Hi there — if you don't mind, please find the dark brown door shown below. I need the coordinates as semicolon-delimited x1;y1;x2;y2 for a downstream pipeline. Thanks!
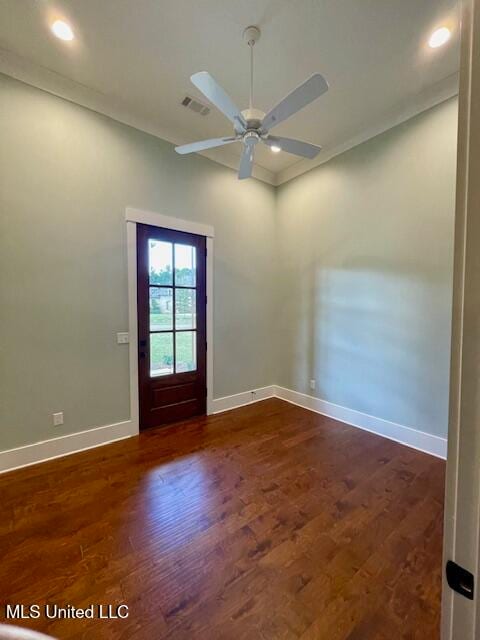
137;224;207;429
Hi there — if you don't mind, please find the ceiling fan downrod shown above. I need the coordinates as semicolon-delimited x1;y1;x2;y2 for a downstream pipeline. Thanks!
243;25;260;110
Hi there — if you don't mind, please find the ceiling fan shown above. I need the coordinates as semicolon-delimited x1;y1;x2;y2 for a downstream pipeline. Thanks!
175;26;329;179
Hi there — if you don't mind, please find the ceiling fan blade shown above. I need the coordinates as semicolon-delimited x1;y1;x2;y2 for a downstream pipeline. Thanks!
238;144;255;180
191;71;247;130
263;135;322;159
175;136;239;155
262;73;329;132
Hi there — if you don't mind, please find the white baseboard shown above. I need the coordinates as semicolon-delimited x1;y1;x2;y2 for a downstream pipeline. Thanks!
212;386;276;414
0;420;136;474
274;386;447;459
0;384;446;474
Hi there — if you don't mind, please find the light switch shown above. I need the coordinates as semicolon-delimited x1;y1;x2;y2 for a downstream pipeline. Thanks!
117;332;129;344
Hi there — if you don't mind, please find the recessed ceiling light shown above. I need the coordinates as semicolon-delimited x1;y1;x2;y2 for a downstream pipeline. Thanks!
428;27;451;49
270;145;281;153
51;20;75;41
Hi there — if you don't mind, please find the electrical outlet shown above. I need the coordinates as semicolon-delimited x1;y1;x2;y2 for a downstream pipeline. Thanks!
53;412;64;426
117;332;129;344
310;379;316;391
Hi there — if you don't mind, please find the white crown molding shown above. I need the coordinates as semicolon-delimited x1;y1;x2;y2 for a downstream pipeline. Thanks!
0;47;276;185
0;47;458;187
275;72;460;185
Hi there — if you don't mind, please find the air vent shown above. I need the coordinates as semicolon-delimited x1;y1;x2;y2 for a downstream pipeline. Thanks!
181;95;210;116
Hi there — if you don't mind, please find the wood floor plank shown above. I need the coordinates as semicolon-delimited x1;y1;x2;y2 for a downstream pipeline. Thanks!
0;398;444;639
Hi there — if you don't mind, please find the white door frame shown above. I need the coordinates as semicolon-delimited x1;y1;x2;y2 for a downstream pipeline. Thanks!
125;206;215;434
442;0;480;638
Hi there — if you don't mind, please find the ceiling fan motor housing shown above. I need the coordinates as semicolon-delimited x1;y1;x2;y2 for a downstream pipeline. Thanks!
236;108;265;135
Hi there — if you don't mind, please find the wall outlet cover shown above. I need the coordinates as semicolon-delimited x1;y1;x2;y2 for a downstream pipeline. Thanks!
117;332;129;344
53;412;64;426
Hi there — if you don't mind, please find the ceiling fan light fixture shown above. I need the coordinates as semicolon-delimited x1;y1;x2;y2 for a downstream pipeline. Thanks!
270;145;281;153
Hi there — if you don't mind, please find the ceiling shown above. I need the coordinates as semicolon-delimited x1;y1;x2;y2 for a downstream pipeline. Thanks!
0;0;460;184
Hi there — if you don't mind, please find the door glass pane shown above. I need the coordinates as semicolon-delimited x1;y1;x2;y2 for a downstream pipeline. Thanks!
175;244;196;286
150;332;174;377
175;288;196;330
175;331;197;373
150;287;173;331
149;240;173;285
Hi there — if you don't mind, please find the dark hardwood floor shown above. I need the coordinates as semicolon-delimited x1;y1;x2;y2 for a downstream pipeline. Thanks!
0;398;445;639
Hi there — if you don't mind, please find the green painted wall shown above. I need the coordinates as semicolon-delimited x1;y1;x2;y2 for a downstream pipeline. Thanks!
0;74;276;450
275;97;458;438
0;73;458;451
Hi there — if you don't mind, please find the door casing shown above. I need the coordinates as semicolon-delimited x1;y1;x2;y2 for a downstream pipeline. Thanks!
441;1;480;638
125;207;214;435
